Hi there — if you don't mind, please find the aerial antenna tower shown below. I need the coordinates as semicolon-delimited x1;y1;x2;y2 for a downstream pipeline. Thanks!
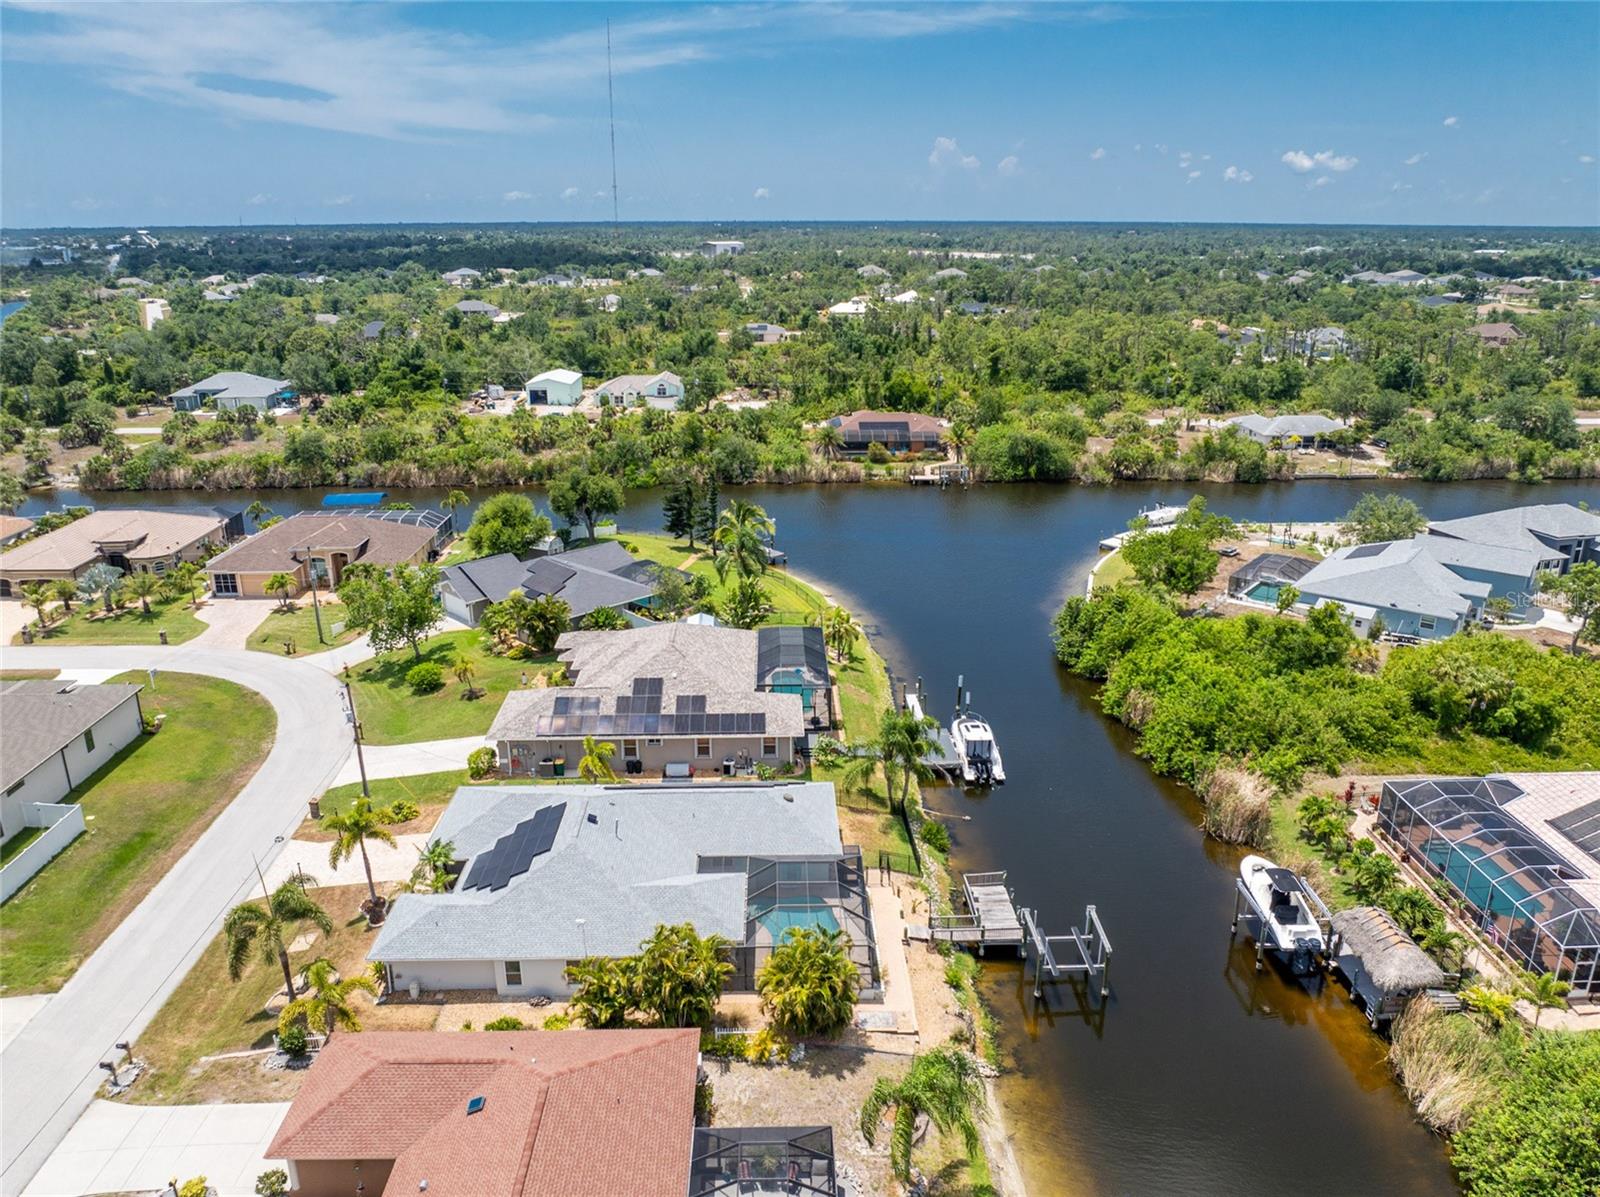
606;18;620;227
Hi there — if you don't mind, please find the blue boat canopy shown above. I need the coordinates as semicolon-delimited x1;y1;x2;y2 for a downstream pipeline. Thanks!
321;491;387;508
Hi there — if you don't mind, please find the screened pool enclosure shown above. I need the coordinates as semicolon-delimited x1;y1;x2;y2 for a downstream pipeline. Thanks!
1378;777;1600;995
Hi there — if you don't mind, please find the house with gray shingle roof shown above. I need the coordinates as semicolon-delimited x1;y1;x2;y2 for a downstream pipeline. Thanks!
1226;412;1348;447
369;781;877;999
437;541;669;628
1426;504;1600;574
2;681;144;841
1293;539;1493;639
168;371;295;413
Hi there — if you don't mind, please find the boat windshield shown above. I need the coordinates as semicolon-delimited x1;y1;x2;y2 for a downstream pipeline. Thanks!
1269;897;1314;928
967;739;992;760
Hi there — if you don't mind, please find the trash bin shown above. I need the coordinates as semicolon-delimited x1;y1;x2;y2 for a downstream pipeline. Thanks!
553;757;566;778
722;757;736;777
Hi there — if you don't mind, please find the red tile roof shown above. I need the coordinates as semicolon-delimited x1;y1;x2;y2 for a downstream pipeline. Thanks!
266;1029;698;1197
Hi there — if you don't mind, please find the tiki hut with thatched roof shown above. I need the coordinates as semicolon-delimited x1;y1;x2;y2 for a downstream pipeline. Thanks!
1332;905;1447;1026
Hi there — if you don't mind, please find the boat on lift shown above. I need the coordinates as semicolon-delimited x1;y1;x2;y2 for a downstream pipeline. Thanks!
948;676;1005;785
1238;854;1327;973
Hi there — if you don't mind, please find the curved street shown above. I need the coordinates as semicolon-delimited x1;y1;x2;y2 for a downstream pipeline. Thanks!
0;645;352;1197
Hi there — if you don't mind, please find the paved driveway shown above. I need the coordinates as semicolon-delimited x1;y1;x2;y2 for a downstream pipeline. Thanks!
21;1100;289;1197
191;598;279;649
0;645;350;1197
333;735;486;786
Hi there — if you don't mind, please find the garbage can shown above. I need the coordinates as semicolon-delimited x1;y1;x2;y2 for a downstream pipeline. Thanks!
722;757;736;777
553;757;566;778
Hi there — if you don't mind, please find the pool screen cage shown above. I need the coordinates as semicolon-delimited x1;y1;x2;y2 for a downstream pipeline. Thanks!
1225;552;1316;597
689;1126;836;1196
700;848;879;994
1378;778;1600;995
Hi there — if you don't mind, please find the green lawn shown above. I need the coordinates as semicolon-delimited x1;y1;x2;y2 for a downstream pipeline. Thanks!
345;629;554;744
13;595;206;646
318;769;474;820
0;671;276;994
245;600;361;657
611;531;827;625
0;669;59;680
1091;549;1133;592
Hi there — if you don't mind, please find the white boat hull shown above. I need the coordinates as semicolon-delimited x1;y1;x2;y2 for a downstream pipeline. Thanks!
1239;854;1326;959
950;716;1005;785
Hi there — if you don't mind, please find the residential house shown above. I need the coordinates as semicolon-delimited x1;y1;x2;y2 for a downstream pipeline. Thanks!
312;313;340;326
1;680;143;842
0;509;228;596
929;267;967;281
453;300;500;318
1293;539;1493;639
138;298;169;331
824;410;947;455
487;622;832;777
857;264;890;278
596;370;683;411
743;322;792;344
370;781;876;998
530;273;575;287
169;371;296;413
1469;322;1522;349
1419;294;1464;308
1426;503;1600;575
359;320;385;341
523;368;584;406
1225;413;1348;448
958;301;993;316
437;541;669;628
0;515;34;547
440;267;482;286
1285;326;1349;360
886;290;920;305
825;297;869;318
1496;283;1537;302
264;1029;840;1197
204;510;447;598
699;239;744;256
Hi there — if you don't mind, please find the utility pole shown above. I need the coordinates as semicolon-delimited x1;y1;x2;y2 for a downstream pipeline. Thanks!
297;547;327;643
606;18;620;227
342;679;370;799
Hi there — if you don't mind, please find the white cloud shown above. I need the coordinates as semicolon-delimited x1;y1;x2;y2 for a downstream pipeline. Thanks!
1178;150;1193;166
1132;143;1142;153
1443;115;1459;127
997;155;1020;177
1281;149;1358;173
1309;175;1332;189
1222;165;1253;183
246;193;270;205
1186;169;1202;180
1580;154;1597;165
928;135;979;170
1090;146;1106;160
502;190;533;202
1392;181;1413;192
753;186;770;199
325;194;354;206
561;186;580;200
1404;152;1427;166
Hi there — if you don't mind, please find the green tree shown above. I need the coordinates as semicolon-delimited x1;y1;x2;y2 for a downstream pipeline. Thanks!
756;926;858;1036
451;651;481;699
845;709;938;808
549;468;623;540
441;489;470;519
337;562;442;660
712;500;776;582
322;796;404;912
859;1046;986;1183
76;562;124;613
718;577;773;629
1274;584;1301;616
1518;970;1571;1028
523;592;572;651
1341;493;1426;544
582;604;630;630
20;582;54;626
277;956;378;1039
0;469;26;513
403;839;457;894
48;577;78;612
633;923;733;1028
578;734;617;782
822;606;859;662
810;422;843;460
661;473;697;545
564;956;637;1028
1538;561;1600;651
223;882;333;1001
465;492;551;557
264;572;295;611
244;500;272;527
124;571;162;615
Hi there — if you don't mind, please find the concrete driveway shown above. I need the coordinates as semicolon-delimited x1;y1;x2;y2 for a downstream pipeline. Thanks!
21;1100;288;1197
333;735;486;786
191;598;279;649
0;645;350;1197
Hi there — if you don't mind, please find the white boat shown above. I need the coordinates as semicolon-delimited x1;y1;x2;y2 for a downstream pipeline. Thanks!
1239;854;1327;968
950;712;1005;785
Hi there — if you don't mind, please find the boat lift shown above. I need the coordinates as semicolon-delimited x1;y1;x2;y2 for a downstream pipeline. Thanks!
1230;872;1336;973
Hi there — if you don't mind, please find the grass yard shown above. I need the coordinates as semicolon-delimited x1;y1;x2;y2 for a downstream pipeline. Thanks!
245;600;361;656
345;629;554;744
13;594;206;646
1;671;276;994
0;668;59;680
609;531;827;625
1091;549;1133;592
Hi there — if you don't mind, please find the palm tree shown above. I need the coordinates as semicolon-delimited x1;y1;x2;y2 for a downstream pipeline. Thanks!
77;562;124;613
223;882;333;1001
264;572;295;611
757;926;858;1036
846;709;939;807
1417;924;1469;974
1350;852;1399;904
712;500;776;582
946;423;973;464
452;652;481;699
1519;970;1571;1028
822;606;859;663
578;735;617;782
245;500;272;528
402;839;457;894
48;577;78;613
859;1045;986;1183
322;797;402;913
20;582;53;627
441;489;469;520
277;957;378;1039
124;571;162;615
810;423;843;461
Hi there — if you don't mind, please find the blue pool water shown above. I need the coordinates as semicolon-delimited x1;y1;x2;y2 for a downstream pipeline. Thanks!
1427;841;1535;917
1246;581;1282;603
754;900;841;941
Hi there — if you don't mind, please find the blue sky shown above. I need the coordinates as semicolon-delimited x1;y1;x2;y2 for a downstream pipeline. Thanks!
3;1;1596;228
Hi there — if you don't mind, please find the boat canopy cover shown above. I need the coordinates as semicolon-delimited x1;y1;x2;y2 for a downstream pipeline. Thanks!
322;491;387;507
1266;867;1304;894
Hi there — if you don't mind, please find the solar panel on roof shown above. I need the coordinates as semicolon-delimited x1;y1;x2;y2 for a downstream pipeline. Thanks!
459;803;567;892
1551;799;1600;866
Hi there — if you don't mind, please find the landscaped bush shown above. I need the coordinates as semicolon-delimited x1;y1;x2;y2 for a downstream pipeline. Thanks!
540;1012;572;1030
482;1015;525;1031
405;662;444;694
756;927;857;1037
255;1169;288;1197
276;1024;307;1058
467;746;497;778
919;819;951;854
386;799;420;823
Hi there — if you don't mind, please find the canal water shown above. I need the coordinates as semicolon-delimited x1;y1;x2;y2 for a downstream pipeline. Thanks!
25;477;1600;1193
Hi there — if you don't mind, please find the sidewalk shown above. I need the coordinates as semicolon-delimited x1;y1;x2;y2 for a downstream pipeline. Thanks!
332;736;486;786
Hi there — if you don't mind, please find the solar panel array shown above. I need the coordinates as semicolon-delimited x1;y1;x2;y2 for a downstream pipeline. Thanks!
534;711;768;736
1551;799;1600;867
1345;543;1389;559
460;803;567;892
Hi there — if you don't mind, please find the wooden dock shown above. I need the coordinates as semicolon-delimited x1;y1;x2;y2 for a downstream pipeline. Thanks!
929;872;1025;949
904;691;962;772
908;463;971;487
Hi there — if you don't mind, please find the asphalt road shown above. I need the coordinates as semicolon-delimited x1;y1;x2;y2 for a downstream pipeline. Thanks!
0;645;352;1196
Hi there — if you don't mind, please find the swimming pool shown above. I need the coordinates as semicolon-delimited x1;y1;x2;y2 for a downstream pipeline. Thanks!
752;899;841;941
1426;840;1535;918
1246;581;1283;603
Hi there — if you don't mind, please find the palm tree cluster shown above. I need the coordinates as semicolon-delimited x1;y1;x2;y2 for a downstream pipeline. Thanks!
860;1045;987;1183
223;881;333;1001
822;606;859;663
277;958;378;1039
563;922;733;1029
845;708;939;810
756;926;858;1036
